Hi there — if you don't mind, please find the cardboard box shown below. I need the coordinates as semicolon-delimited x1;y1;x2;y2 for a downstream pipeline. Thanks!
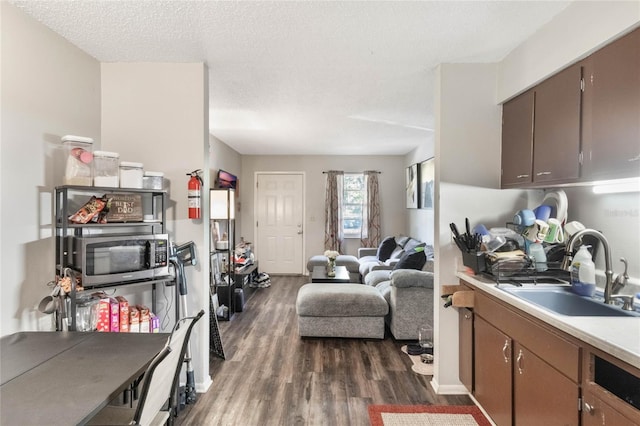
109;298;119;332
96;297;110;332
129;306;140;333
137;305;150;333
104;193;143;223
116;296;130;332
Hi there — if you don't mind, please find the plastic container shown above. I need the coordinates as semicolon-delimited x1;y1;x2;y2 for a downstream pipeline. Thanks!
119;161;143;188
62;135;94;186
142;171;164;190
570;245;596;297
92;151;120;187
527;242;548;272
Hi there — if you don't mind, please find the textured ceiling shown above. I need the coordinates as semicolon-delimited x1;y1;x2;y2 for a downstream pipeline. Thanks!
11;1;571;155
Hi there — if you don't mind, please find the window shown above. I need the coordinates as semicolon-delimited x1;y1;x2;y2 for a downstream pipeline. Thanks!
342;173;365;238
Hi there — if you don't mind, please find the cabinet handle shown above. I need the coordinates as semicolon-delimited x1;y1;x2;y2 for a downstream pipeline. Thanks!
536;171;552;176
464;313;471;319
502;340;510;363
516;174;529;179
516;349;524;374
583;402;594;414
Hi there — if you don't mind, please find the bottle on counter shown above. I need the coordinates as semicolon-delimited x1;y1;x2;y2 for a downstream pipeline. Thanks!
570;245;596;297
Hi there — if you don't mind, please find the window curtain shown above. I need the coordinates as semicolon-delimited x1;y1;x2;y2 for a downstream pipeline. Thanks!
360;171;381;247
324;171;344;252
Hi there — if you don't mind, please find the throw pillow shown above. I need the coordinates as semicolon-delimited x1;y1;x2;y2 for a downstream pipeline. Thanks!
393;246;427;270
376;236;396;262
404;239;426;253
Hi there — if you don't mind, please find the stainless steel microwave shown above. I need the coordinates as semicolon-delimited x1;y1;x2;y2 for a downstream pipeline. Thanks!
68;234;170;286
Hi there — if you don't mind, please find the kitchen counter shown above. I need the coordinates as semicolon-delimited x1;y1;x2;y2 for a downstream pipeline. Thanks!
457;272;640;369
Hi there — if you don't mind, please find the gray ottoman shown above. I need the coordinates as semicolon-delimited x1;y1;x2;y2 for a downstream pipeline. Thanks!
296;283;389;339
306;254;360;282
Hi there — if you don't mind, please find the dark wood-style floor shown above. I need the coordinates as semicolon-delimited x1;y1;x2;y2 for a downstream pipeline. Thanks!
176;275;473;425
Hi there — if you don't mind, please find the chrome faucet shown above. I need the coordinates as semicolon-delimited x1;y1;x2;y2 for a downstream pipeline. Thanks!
562;229;616;304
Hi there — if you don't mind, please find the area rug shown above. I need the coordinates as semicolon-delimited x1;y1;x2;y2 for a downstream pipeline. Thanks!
368;405;492;426
401;345;433;376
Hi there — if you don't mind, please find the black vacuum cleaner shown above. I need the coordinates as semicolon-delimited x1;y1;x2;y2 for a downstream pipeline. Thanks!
169;241;199;408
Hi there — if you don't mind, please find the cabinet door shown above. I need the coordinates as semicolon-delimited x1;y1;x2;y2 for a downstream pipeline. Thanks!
458;308;473;392
533;63;582;184
582;391;640;426
582;28;640;180
474;316;512;426
513;343;579;426
502;90;534;188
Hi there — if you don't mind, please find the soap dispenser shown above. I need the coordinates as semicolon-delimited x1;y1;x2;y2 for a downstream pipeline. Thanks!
570;245;596;297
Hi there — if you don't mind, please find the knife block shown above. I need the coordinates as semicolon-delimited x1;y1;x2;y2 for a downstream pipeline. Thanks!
462;251;486;274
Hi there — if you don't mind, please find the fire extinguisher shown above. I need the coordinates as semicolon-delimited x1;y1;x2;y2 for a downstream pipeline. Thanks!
187;169;203;219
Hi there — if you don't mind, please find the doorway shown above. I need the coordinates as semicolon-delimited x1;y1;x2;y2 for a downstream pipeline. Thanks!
254;172;305;274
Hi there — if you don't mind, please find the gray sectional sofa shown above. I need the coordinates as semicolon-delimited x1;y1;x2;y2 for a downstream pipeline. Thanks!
300;236;434;340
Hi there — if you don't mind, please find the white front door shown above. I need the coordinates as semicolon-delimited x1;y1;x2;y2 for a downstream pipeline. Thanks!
255;173;305;274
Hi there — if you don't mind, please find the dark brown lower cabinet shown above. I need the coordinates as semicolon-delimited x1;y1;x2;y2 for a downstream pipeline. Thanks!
472;290;580;425
582;391;638;426
463;280;640;425
513;342;579;426
474;316;512;426
458;308;473;392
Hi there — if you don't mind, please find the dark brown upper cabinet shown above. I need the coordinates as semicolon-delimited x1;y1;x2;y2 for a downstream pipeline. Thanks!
501;90;534;188
501;27;640;188
582;27;640;181
532;63;583;185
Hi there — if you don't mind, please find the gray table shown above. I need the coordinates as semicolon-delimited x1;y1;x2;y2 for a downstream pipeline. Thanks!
0;331;168;425
311;265;351;283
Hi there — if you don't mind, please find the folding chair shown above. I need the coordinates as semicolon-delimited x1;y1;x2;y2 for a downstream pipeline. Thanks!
88;310;204;426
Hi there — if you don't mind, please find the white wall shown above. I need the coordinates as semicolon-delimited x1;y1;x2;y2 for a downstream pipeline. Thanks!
101;62;212;392
240;155;405;271
432;63;539;394
0;3;101;335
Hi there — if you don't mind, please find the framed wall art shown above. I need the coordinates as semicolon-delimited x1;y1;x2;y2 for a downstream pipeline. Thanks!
419;158;434;209
406;163;418;209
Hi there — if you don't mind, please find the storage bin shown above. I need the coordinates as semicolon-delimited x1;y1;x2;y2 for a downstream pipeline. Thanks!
62;135;94;186
142;171;164;190
92;151;120;187
119;161;144;188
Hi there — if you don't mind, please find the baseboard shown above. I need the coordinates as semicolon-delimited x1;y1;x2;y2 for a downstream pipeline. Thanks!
429;377;469;395
195;375;213;394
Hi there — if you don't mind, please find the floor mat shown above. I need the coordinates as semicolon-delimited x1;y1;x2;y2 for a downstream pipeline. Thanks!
368;404;492;426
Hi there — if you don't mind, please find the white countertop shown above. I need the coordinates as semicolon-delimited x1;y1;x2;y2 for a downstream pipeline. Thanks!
457;272;640;369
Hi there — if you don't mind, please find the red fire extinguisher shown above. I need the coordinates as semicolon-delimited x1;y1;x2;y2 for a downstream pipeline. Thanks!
187;169;203;219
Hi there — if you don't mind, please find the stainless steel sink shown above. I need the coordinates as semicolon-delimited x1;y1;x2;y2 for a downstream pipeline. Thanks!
498;286;639;317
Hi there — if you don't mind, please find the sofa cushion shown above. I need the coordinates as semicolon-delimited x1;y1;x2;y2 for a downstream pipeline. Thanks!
389;246;404;260
390;269;434;288
364;269;393;287
296;283;388;317
376;236;397;262
393;247;427;270
396;236;410;248
375;280;392;302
